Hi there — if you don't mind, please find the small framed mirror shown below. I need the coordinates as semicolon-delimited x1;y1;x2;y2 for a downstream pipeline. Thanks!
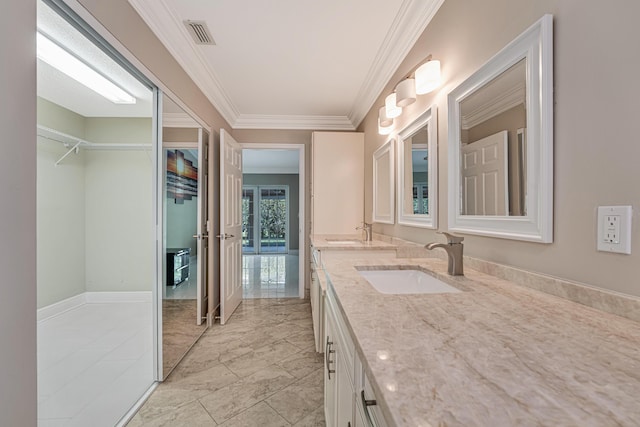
397;106;438;228
448;15;553;242
372;138;395;224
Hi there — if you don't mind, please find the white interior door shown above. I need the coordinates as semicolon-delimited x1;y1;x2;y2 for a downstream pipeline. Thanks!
195;129;210;325
219;129;243;325
461;130;508;215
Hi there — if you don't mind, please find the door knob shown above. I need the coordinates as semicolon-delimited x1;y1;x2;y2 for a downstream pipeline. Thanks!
215;233;235;240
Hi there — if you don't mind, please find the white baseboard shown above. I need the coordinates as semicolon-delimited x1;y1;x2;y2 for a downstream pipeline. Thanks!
85;291;152;304
38;291;153;322
37;293;86;322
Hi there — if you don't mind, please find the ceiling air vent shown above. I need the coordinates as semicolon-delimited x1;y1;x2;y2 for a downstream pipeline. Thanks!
183;20;216;45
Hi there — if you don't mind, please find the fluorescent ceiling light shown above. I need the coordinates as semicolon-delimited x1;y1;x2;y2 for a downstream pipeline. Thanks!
37;32;136;104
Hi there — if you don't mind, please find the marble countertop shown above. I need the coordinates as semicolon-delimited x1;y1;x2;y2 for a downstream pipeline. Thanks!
322;256;640;427
311;234;398;251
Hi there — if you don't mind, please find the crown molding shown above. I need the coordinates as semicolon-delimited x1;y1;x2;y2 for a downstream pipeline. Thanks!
461;83;525;130
233;114;355;131
162;112;200;128
129;0;443;131
348;0;445;128
128;0;240;125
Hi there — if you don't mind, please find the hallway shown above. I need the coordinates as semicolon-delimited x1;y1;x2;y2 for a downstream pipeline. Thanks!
128;298;325;426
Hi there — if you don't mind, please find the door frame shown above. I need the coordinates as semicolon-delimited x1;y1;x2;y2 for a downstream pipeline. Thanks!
241;143;306;299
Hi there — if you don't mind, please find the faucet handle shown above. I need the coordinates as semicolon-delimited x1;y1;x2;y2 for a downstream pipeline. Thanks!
438;231;464;244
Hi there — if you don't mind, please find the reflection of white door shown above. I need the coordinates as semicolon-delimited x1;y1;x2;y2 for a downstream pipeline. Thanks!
461;130;508;215
219;130;243;325
195;129;209;326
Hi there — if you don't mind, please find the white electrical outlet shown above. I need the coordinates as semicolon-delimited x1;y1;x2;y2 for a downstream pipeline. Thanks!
597;206;632;254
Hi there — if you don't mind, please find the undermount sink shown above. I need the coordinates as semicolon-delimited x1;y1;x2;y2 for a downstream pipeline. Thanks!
357;268;462;294
325;239;362;245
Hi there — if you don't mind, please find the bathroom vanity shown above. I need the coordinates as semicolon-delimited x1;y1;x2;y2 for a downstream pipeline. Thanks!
320;255;640;426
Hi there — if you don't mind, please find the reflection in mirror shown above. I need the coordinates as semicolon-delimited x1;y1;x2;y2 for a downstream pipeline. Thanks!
448;14;553;242
397;106;437;228
372;139;394;224
162;96;208;379
459;59;526;216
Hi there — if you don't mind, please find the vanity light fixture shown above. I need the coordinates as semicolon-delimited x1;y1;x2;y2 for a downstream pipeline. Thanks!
37;31;137;104
385;93;402;119
415;59;441;95
395;77;416;107
377;56;442;135
378;118;394;135
378;106;393;127
378;106;394;134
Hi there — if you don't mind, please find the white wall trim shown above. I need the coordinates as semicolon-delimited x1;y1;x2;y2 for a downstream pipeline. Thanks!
37;292;153;323
37;293;86;322
163;112;200;128
461;83;525;130
348;0;446;128
127;0;445;130
233;114;355;131
128;0;240;126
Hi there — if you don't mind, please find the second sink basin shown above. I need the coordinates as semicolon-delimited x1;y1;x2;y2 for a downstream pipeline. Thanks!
357;268;462;294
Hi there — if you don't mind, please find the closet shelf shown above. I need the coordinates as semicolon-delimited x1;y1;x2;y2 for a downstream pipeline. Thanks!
37;125;152;166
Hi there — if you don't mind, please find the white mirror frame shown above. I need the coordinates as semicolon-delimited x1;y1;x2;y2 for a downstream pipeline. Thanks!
397;106;438;228
372;138;395;224
448;14;553;242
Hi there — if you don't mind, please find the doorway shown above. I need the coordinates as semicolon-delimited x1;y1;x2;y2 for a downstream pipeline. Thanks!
240;145;305;299
243;185;290;254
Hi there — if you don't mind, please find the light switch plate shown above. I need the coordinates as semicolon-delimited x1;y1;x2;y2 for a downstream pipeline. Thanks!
597;206;632;254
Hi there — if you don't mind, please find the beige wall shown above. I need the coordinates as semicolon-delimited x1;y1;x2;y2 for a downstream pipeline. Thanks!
1;0;37;424
361;0;640;296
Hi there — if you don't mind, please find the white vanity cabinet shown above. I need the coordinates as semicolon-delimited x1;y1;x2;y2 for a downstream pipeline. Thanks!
310;243;396;355
310;245;325;353
324;284;388;427
311;132;364;235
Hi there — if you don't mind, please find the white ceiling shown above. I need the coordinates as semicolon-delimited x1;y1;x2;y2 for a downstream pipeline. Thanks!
128;0;444;130
36;1;153;118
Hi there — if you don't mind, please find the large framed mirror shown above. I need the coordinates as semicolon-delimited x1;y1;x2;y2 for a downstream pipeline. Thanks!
397;105;438;228
372;138;395;224
447;14;553;242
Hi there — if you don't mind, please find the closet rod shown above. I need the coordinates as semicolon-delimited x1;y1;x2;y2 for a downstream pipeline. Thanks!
36;125;152;166
56;140;83;166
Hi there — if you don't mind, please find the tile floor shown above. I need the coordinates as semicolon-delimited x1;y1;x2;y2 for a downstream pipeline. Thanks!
38;301;154;427
162;299;207;378
128;298;325;426
242;254;300;299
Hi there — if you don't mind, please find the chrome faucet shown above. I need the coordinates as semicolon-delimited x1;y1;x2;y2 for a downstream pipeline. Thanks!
425;232;464;276
356;222;373;242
